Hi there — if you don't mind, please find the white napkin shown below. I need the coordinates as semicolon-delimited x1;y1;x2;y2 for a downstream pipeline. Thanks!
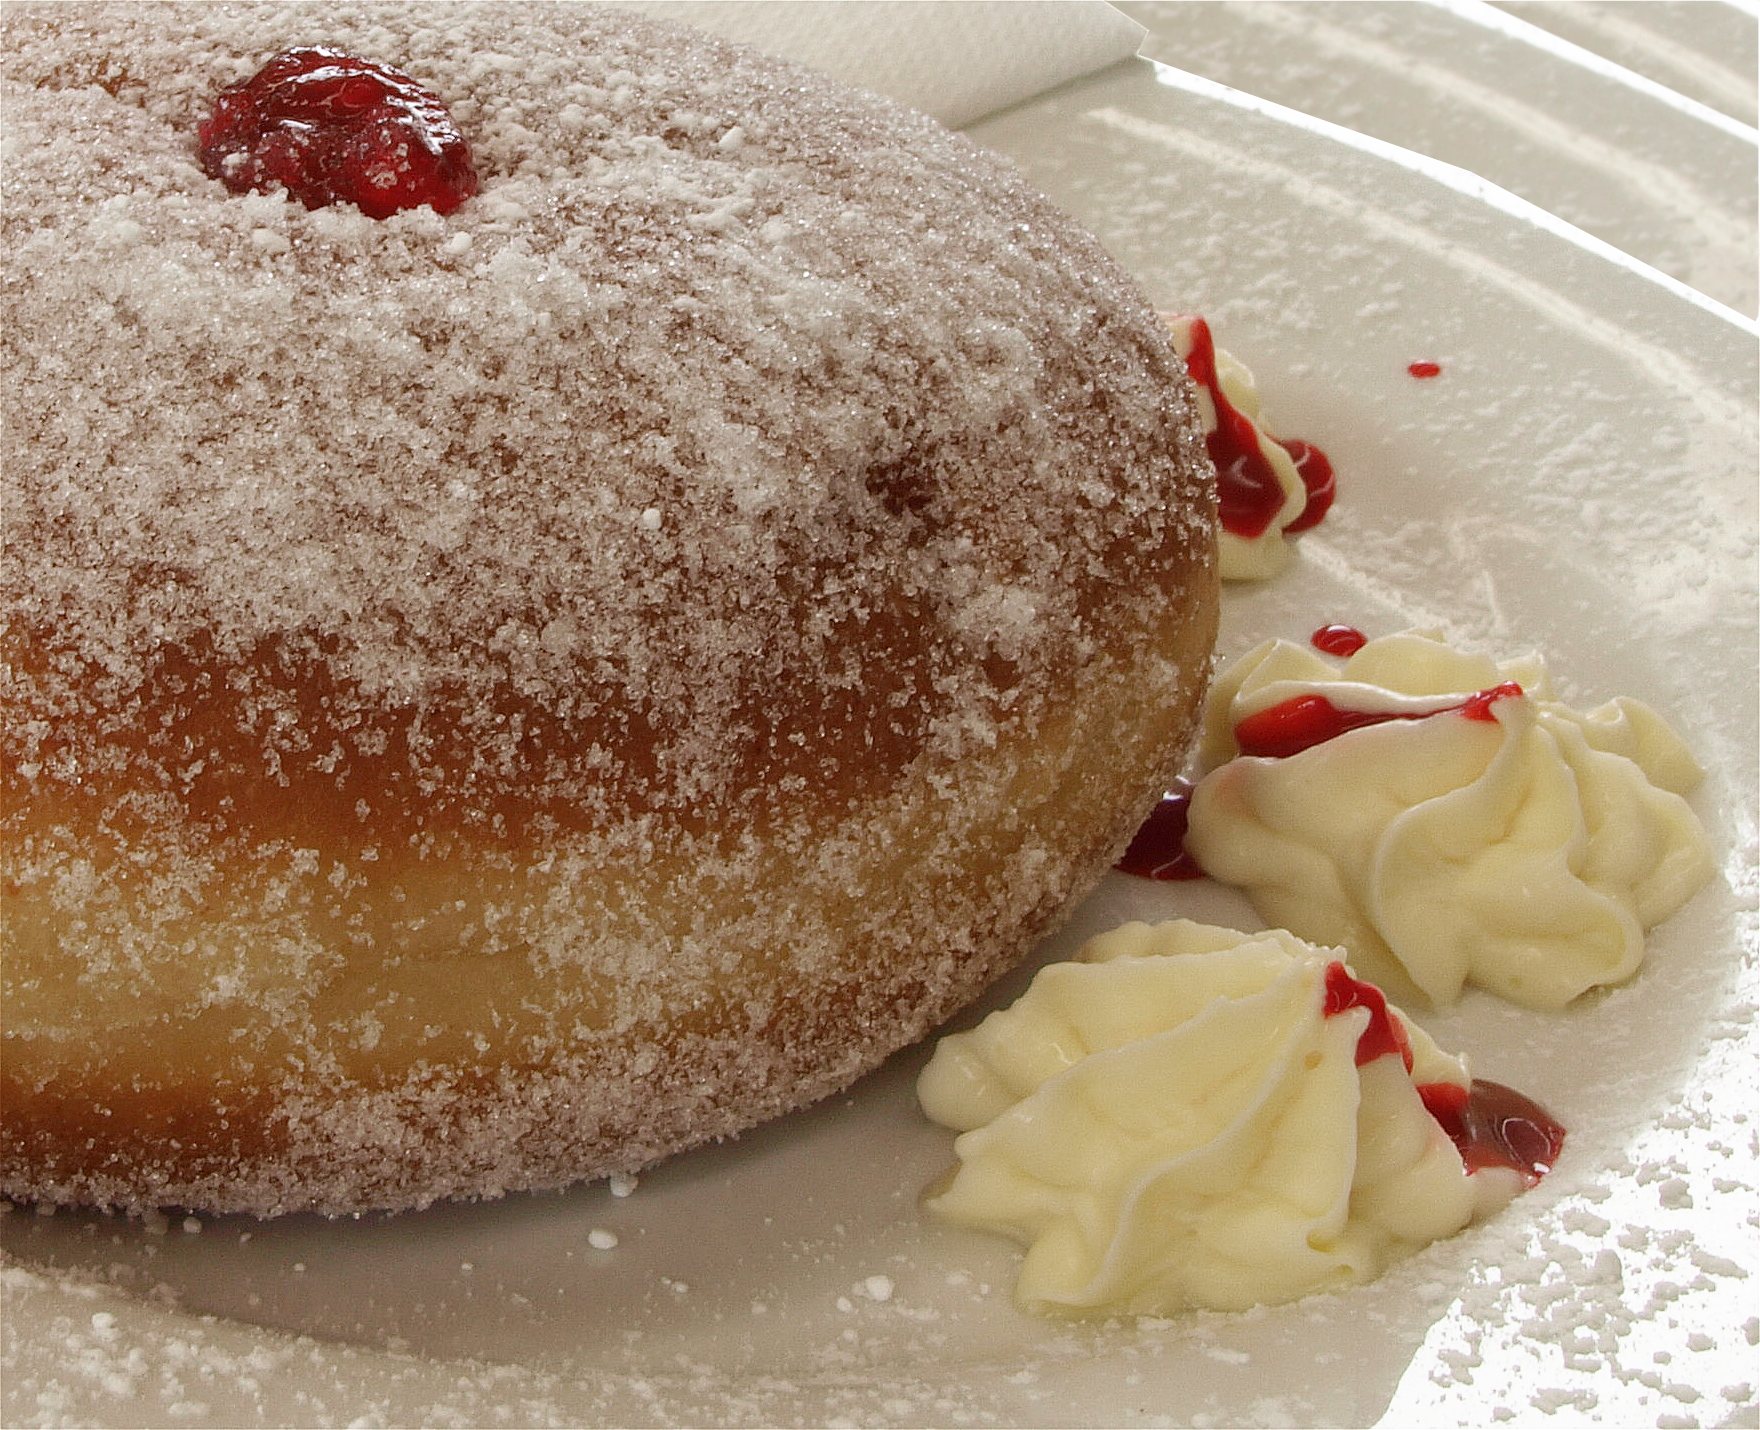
615;1;1146;128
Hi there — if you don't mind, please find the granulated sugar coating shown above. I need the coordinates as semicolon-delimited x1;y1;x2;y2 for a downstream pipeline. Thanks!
0;4;1219;1216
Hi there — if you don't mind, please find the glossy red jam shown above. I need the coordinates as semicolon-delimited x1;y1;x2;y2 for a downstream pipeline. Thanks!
1310;624;1368;657
1114;779;1202;880
1232;682;1524;760
1322;960;1413;1069
1419;1079;1566;1184
1280;440;1336;533
1174;316;1336;539
199;47;478;219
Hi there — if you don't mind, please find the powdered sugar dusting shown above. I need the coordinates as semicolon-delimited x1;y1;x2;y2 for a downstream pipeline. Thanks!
4;5;1205;737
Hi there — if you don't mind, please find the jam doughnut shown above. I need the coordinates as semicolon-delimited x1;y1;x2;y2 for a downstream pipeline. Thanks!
0;3;1218;1215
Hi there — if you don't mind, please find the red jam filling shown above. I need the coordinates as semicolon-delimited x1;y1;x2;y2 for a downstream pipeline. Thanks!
1321;960;1413;1069
1232;681;1524;760
1174;315;1335;539
1114;779;1202;881
1310;623;1368;657
1419;1079;1566;1184
199;47;479;219
1407;360;1444;379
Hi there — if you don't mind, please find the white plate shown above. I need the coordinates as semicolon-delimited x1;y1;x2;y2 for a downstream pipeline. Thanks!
1494;0;1760;128
1121;0;1760;317
4;56;1757;1429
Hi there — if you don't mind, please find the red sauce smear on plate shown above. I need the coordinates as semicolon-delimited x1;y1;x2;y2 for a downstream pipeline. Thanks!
1114;779;1202;881
1175;315;1336;538
1280;440;1336;532
1407;360;1444;379
1232;681;1524;760
1419;1079;1566;1184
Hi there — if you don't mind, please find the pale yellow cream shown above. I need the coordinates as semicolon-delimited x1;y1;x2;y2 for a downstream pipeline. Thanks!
918;919;1518;1316
1187;631;1713;1009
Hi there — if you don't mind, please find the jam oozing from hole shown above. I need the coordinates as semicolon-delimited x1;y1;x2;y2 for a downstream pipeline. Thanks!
1407;360;1444;379
1322;961;1413;1069
198;47;479;219
1419;1079;1566;1184
1175;316;1337;539
1115;779;1202;880
1310;623;1368;657
1233;681;1524;760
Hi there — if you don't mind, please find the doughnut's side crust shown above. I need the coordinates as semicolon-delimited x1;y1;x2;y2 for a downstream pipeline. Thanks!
1;589;1215;1216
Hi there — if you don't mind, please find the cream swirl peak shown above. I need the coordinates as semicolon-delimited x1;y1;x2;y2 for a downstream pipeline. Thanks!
1186;631;1713;1008
917;920;1550;1316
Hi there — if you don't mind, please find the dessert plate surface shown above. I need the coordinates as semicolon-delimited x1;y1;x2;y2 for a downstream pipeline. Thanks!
4;57;1756;1429
1121;0;1759;316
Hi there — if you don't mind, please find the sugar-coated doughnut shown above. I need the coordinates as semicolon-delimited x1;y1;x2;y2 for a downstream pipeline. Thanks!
0;3;1218;1216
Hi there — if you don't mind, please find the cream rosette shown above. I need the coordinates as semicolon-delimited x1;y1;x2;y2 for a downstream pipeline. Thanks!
1187;632;1713;1009
1161;315;1308;583
918;920;1515;1316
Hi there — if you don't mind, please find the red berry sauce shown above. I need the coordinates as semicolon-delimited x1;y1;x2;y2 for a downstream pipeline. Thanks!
1232;681;1524;760
1310;623;1368;658
199;48;478;219
1328;968;1568;1185
1280;440;1336;533
1419;1079;1566;1184
1174;315;1336;539
1115;779;1202;881
1322;960;1413;1069
1407;360;1444;380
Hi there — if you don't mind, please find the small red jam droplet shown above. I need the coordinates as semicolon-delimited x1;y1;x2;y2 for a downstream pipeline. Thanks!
199;47;478;219
1419;1079;1566;1184
1115;779;1203;880
1407;360;1444;379
1310;623;1368;657
1174;316;1336;540
1233;682;1524;760
1322;961;1413;1069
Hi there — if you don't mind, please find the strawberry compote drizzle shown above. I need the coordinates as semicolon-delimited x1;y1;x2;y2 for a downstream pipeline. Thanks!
199;47;478;219
1322;961;1413;1069
1233;681;1524;760
1280;440;1336;532
1310;623;1368;657
1328;970;1567;1184
1418;1079;1566;1184
1175;315;1335;538
1115;779;1202;880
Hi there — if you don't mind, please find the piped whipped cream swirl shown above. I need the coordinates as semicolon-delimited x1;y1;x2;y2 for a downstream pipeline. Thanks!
1186;631;1713;1009
1163;315;1326;582
918;919;1522;1316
